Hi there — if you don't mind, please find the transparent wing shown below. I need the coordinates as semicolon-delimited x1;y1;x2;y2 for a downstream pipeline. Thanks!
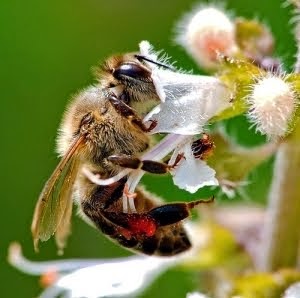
31;135;84;251
55;187;73;255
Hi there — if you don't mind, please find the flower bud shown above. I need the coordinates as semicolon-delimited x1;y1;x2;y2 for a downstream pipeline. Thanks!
247;75;297;139
176;6;238;70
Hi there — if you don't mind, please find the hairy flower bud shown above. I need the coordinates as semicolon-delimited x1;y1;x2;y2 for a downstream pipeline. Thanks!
176;6;238;70
247;75;297;139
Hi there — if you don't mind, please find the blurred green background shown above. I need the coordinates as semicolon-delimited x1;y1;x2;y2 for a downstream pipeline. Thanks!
0;0;296;297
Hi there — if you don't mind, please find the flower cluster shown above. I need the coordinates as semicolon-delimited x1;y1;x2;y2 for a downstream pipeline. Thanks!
10;2;300;298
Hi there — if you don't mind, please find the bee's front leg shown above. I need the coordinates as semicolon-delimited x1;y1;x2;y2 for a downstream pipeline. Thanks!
107;153;184;174
108;94;156;132
191;133;214;159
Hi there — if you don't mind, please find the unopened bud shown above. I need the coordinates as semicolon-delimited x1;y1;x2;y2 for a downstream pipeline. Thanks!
248;75;297;139
176;6;238;70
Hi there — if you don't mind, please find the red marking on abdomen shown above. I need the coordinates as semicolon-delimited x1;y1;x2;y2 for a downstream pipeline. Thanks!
127;215;157;237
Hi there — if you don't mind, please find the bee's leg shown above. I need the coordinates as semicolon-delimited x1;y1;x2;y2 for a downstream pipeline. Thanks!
108;94;156;132
83;177;127;212
191;133;214;159
107;153;184;174
81;181;139;241
148;197;215;227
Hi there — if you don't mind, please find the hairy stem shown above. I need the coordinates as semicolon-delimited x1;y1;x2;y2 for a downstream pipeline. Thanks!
259;124;300;270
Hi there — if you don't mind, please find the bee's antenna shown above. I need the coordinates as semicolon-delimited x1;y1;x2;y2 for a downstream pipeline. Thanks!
134;54;175;71
187;196;215;209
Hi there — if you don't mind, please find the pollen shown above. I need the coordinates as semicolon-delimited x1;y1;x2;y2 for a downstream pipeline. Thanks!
176;7;237;70
248;75;296;138
128;215;157;237
40;269;59;288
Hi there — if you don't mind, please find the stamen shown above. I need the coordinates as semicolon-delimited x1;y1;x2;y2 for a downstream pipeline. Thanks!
40;270;59;288
124;184;137;199
82;168;132;186
143;134;188;160
122;194;128;213
123;184;137;213
128;197;137;213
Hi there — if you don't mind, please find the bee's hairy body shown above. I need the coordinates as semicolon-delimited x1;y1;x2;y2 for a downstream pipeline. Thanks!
57;86;150;175
59;86;191;255
32;54;193;256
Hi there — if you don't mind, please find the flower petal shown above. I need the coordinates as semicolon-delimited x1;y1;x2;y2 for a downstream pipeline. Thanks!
144;69;231;135
170;140;218;193
47;256;175;298
283;282;300;298
8;242;182;298
186;292;210;298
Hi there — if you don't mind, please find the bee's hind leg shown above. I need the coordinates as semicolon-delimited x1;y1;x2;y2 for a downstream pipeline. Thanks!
148;197;215;227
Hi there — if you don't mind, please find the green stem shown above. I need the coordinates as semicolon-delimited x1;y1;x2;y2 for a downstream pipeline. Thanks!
259;124;300;270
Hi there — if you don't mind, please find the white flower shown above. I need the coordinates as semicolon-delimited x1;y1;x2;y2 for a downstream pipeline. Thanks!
9;235;207;298
283;282;300;298
48;257;171;298
186;292;210;298
144;68;231;135
9;222;209;297
169;138;218;193
247;74;297;139
140;41;231;136
8;243;177;298
175;6;238;70
141;41;228;193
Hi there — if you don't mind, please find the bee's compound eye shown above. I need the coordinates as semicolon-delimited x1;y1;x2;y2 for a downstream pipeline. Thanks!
113;63;150;80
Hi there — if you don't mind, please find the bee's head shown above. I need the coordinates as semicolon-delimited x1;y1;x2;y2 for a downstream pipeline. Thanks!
95;54;160;114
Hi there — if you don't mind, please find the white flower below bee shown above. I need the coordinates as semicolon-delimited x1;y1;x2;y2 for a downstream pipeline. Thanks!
8;243;177;298
49;257;173;298
175;6;238;70
247;75;297;139
186;292;210;298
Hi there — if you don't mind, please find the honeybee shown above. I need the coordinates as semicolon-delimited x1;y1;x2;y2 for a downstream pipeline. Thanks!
31;53;213;256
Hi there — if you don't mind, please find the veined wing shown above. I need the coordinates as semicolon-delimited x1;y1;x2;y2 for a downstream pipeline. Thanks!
55;182;74;255
31;135;84;252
